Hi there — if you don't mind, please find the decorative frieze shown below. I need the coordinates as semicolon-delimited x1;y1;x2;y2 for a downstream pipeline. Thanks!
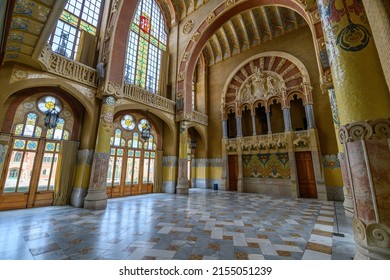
293;131;310;149
123;84;175;114
78;149;94;165
163;156;178;167
38;44;97;88
193;158;223;167
182;19;195;34
191;110;208;126
339;119;390;144
322;154;340;169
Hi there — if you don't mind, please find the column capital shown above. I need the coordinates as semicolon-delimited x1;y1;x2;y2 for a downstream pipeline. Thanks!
97;80;122;99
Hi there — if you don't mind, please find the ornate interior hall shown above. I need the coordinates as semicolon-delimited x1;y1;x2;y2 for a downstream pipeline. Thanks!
0;0;389;260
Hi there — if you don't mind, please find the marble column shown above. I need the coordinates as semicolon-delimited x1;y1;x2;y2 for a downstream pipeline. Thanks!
304;104;316;129
83;96;116;210
176;121;189;194
236;116;243;137
319;0;390;260
266;111;272;134
251;114;257;136
283;108;292;132
222;119;228;139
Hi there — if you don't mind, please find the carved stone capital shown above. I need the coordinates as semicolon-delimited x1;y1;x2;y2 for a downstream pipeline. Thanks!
353;217;390;259
98;80;123;98
339;119;390;144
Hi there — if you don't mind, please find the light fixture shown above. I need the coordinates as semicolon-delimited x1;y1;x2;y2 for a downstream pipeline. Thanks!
190;139;197;149
141;122;151;141
44;109;59;129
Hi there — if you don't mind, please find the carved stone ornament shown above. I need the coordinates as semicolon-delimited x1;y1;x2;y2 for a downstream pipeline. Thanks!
226;0;237;7
182;52;190;61
353;217;390;259
191;32;201;42
338;119;390;144
239;67;285;103
206;13;216;24
183;19;195;34
293;132;310;148
14;69;27;80
178;72;185;81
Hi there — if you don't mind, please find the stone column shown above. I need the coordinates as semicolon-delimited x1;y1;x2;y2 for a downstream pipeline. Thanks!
251;113;257;136
83;96;116;210
283;108;292;132
266;111;272;134
319;0;390;260
176;121;189;194
304;104;316;129
236;116;243;137
222;119;228;139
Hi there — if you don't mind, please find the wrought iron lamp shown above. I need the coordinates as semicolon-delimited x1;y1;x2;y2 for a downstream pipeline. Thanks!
44;109;59;129
141;122;151;141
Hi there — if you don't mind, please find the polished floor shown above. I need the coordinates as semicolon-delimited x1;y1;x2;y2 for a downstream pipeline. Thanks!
0;189;355;260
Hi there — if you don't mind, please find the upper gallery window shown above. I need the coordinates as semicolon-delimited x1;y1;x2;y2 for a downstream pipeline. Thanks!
48;0;104;60
124;0;167;94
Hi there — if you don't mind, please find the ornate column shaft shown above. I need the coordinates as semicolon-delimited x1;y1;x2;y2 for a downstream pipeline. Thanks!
304;104;316;129
236;116;243;137
222;119;228;139
283;108;292;132
176;121;189;194
83;96;116;210
319;0;390;259
266;111;272;134
251;114;257;136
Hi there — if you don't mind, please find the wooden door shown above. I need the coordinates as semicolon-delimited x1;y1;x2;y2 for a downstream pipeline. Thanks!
228;155;238;192
295;152;317;198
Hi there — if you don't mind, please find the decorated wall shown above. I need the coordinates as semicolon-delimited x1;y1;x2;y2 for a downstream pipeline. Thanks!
242;153;290;179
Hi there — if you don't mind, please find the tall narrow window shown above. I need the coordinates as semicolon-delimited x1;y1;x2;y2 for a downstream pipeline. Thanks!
124;0;167;94
48;0;104;60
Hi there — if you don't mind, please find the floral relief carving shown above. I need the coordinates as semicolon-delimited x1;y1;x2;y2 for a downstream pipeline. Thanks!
191;32;201;42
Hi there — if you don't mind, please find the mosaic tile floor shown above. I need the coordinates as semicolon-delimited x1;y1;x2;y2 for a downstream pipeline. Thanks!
0;189;355;260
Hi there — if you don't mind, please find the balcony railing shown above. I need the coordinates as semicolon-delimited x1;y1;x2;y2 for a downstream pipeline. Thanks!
38;44;97;88
191;110;208;126
123;84;176;114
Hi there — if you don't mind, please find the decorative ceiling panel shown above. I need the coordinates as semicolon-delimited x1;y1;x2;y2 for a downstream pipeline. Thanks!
3;0;55;64
203;6;307;66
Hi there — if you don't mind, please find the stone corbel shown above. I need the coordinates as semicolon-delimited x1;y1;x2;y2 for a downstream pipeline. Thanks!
98;80;123;99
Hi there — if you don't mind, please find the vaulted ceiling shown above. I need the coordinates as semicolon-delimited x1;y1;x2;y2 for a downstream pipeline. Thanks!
171;0;209;21
202;6;308;66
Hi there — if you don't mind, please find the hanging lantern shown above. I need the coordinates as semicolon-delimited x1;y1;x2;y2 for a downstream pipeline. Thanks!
190;139;197;149
141;122;151;141
44;109;59;129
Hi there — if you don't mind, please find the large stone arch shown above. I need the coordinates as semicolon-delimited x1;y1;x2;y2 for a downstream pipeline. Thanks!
176;0;321;114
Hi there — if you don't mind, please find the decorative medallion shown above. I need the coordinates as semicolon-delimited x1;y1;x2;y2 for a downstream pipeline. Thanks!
121;114;136;131
182;19;195;34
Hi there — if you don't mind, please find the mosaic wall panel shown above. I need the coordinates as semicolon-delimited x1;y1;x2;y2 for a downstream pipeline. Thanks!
242;153;290;179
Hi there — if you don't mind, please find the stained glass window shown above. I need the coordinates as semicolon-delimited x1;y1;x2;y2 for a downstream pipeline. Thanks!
124;0;167;94
49;0;103;60
38;96;62;114
121;115;136;131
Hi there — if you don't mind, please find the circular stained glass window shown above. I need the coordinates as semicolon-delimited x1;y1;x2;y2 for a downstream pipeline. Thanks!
121;114;136;131
138;119;150;132
37;96;62;113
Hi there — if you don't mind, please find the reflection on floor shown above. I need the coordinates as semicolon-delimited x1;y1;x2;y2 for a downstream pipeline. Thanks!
0;189;355;260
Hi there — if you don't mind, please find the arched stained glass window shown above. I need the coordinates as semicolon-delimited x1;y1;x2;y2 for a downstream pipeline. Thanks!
124;0;167;94
48;0;104;60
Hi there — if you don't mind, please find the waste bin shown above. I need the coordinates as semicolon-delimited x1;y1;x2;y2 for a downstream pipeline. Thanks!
213;183;218;190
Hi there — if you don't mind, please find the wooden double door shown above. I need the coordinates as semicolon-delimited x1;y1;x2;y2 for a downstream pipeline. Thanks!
295;151;317;199
106;146;155;198
0;137;61;210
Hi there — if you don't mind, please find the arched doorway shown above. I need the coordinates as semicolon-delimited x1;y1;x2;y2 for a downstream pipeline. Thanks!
106;112;158;198
0;93;79;210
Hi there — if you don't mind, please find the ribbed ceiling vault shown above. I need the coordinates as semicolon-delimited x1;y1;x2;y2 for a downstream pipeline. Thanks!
202;6;307;66
170;0;209;22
